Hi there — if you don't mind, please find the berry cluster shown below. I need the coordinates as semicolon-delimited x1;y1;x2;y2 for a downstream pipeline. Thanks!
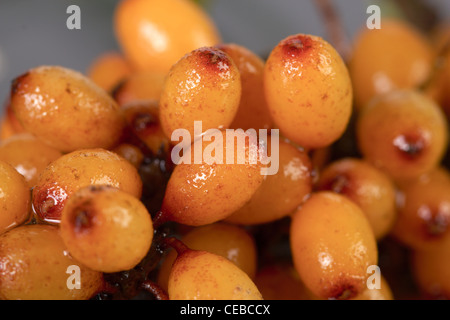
0;0;449;301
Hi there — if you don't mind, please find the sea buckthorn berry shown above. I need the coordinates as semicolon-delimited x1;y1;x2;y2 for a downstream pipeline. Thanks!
226;138;312;225
87;51;133;92
0;103;25;141
166;238;262;300
215;43;273;131
0;224;104;300
412;239;450;299
159;47;241;140
5;102;25;133
264;34;352;149
159;130;265;226
349;19;433;109
290;192;378;300
32;148;142;224
0;117;14;141
356;90;448;181
114;0;221;74
112;143;145;169
0;133;62;189
316;158;397;240
350;275;394;300
121;100;169;154
112;71;166;106
392;167;450;251
0;160;30;234
10;65;125;153
254;264;312;300
308;274;394;300
60;185;153;273
157;222;257;292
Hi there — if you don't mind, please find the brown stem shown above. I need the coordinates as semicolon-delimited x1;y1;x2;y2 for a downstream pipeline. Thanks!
313;0;351;62
141;280;169;300
152;210;170;230
163;236;190;255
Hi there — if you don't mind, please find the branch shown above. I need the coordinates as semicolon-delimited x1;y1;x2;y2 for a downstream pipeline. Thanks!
313;0;352;62
141;280;170;300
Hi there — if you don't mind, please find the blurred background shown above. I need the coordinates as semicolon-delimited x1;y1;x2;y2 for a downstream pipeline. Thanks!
0;0;449;109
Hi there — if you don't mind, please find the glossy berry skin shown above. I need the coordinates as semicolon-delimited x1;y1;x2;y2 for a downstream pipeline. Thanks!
112;143;145;169
168;247;263;300
10;66;125;153
32;148;142;224
0;117;15;141
356;90;448;182
0;103;25;141
157;222;257;292
215;43;273;131
290;192;378;300
87;51;133;92
0;224;104;300
0;133;62;189
160;130;265;226
159;47;241;140
316;158;397;240
351;276;394;300
307;274;394;300
60;185;153;273
0;160;30;235
114;0;221;74
226;138;312;225
349;19;433;109
112;71;166;107
264;34;353;149
254;264;312;300
392;167;450;251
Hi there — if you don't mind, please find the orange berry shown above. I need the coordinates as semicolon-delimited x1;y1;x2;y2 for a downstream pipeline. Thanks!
264;34;352;149
349;19;433;109
159;47;241;140
216;43;273;131
87;51;133;92
114;0;221;74
290;192;378;299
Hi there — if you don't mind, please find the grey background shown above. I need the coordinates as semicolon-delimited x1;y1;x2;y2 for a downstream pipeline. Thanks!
0;0;449;111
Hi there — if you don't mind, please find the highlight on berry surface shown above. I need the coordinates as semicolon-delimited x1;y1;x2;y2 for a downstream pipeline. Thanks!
169;121;279;176
1;0;450;303
264;33;353;150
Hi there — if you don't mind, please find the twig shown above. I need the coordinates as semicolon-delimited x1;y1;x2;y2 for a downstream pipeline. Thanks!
313;0;352;62
141;280;169;300
152;210;170;229
162;236;190;255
